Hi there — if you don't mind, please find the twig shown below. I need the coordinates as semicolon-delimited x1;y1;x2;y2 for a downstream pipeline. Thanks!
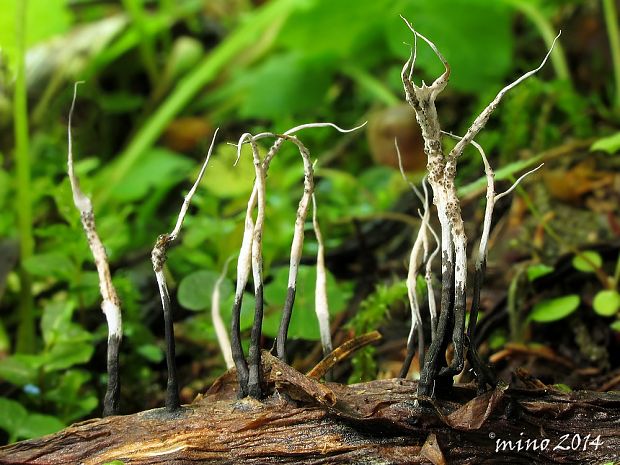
306;331;382;380
151;128;219;411
67;82;122;416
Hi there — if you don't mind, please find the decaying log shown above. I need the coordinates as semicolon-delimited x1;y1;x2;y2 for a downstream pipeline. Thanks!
1;352;618;465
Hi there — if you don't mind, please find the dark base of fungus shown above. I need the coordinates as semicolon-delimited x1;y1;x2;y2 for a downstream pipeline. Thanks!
102;335;121;417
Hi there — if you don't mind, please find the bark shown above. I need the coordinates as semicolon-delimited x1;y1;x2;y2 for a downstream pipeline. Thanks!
1;352;618;465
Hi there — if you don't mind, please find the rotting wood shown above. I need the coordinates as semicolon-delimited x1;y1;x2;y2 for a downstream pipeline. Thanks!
1;352;618;465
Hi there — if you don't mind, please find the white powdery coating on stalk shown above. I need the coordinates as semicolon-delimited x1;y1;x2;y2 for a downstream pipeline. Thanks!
453;238;467;299
235;203;255;297
312;194;332;355
441;131;543;268
154;270;169;313
246;138;266;291
284;136;314;290
435;200;452;271
102;300;122;339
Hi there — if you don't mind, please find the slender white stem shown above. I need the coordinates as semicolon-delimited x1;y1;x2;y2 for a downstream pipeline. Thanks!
150;127;219;411
449;32;561;160
312;194;333;357
495;164;544;201
253;121;367;140
212;256;235;369
169;129;219;241
274;134;315;359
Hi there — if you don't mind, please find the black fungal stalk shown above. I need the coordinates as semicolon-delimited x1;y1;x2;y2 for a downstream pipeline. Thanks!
151;129;219;411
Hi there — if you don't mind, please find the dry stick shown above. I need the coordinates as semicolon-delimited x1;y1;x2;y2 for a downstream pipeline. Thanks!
400;18;455;397
440;34;559;380
306;331;381;380
69;85;122;415
67;82;122;417
151;128;219;411
311;193;333;358
212;256;235;370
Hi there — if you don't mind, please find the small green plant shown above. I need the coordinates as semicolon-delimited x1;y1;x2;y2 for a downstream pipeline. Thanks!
0;397;64;443
526;251;620;324
347;281;408;382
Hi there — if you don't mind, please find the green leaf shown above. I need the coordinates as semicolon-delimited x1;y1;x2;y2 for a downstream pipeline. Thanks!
137;343;164;363
23;252;76;281
41;301;75;347
0;397;28;439
387;0;513;92
177;269;233;311
0;355;41;386
0;319;10;353
16;413;64;440
163;36;204;84
526;263;554;281
552;383;572;393
202;144;255;199
610;320;620;332
529;295;580;323
276;0;397;58
99;92;145;114
262;265;349;340
572;251;603;273
44;370;98;423
0;0;73;73
591;132;620;154
110;148;194;201
488;330;507;350
593;290;620;317
43;342;94;372
236;52;335;119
